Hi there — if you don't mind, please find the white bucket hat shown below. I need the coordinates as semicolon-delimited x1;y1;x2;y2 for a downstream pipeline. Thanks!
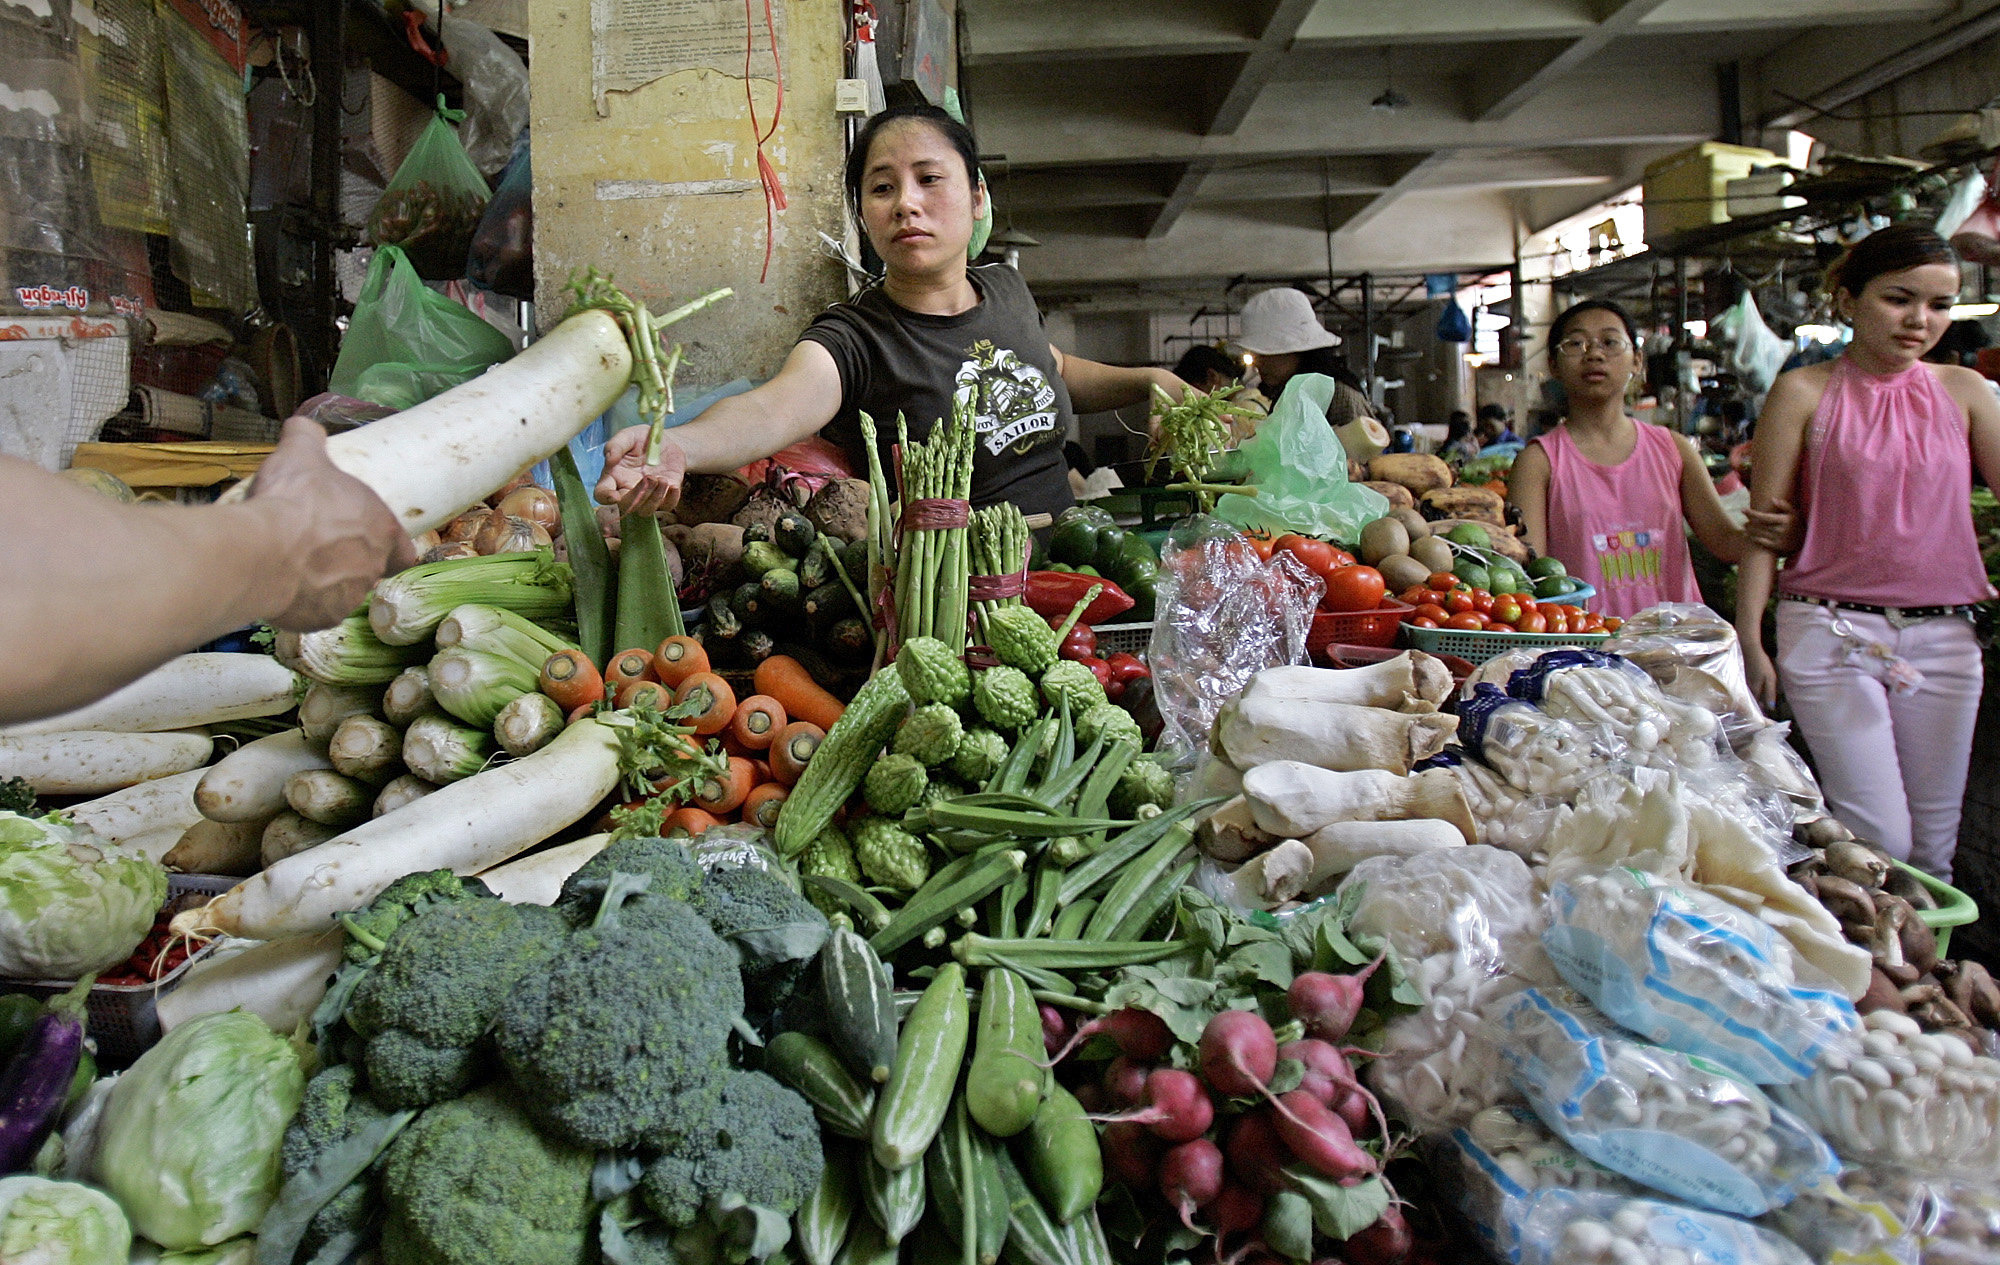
1233;287;1340;355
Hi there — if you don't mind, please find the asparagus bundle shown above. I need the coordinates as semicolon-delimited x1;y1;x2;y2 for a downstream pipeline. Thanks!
858;411;898;667
892;405;977;653
969;503;1030;648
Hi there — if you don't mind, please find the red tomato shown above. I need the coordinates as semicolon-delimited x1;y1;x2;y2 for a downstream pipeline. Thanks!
1444;612;1485;631
1427;572;1460;593
1577;613;1605;633
1247;533;1277;563
1413;603;1449;624
1516;596;1539;614
1327;549;1357;569
1603;617;1624;633
1493;597;1523;626
1275;535;1334;575
1545;610;1570;634
1322;565;1387;613
1470;591;1495;615
1399;586;1429;605
1410;616;1440;629
1444;590;1476;615
1376;596;1400;610
1516;609;1548;633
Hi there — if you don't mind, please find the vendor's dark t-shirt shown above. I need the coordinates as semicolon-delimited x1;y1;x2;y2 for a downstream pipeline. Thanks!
801;264;1076;522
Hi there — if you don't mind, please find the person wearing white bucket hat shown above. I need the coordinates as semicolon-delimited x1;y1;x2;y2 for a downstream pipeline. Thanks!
1232;287;1376;429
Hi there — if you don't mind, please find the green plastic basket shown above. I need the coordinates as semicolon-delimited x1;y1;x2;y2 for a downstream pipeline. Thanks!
1895;859;1978;957
1398;621;1610;667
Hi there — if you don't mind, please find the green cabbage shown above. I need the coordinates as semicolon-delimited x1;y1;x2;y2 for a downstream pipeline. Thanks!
92;1013;304;1250
0;1175;131;1265
0;811;165;979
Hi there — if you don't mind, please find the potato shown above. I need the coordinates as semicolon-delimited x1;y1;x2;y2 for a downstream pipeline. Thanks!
1366;453;1453;496
683;521;746;577
674;472;751;526
1362;480;1415;510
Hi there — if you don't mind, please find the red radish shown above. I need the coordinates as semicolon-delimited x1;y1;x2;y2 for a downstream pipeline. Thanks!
1072;1082;1108;1114
1339;1205;1413;1264
1208;1184;1265;1238
1224;1111;1292;1195
1200;1009;1278;1099
1101;1120;1164;1188
1288;955;1384;1043
1158;1138;1225;1231
1278;1038;1356;1104
1044;1006;1173;1065
1040;1003;1072;1057
1088;1068;1214;1143
1334;1088;1372;1137
1104;1055;1152;1107
1273;1089;1377;1181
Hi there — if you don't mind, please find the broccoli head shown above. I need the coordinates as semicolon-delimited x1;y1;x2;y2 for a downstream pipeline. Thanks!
341;869;490;964
278;1064;397;1262
556;836;705;927
380;1081;596;1265
497;886;742;1150
345;899;570;1108
689;863;829;1016
641;1069;824;1229
0;777;34;815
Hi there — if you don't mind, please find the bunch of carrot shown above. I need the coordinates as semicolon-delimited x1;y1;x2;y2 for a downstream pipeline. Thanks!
535;637;849;838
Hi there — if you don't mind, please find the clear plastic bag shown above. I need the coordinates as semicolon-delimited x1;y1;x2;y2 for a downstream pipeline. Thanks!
327;245;514;410
1459;685;1623;799
1602;603;1767;748
366;97;492;281
1510;650;1726;772
1543;869;1860;1084
1764;1167;1924;1265
1417;748;1560;859
1496;989;1841;1216
1514;1188;1815;1265
1210;373;1391;540
1148;521;1321;767
1430;1110;1643;1264
439;17;530;178
1919;1176;2000;1264
467;130;532;299
1538;766;1697;882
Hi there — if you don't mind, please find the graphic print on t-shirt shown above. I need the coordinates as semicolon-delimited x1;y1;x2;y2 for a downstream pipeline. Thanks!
955;338;1059;456
1591;528;1665;587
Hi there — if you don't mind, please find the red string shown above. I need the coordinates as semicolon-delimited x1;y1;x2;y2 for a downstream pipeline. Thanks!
746;0;787;283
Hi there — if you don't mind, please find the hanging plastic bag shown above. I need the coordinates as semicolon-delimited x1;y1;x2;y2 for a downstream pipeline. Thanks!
1723;291;1790;394
366;97;492;281
468;131;532;298
439;17;530;178
1212;373;1390;540
1936;169;1989;239
328;246;514;411
1437;299;1472;343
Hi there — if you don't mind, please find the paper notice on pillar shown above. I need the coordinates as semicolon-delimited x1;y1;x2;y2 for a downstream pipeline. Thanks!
590;0;787;116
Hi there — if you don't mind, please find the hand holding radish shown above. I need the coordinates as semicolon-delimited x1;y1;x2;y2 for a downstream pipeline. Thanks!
596;425;688;517
252;416;418;629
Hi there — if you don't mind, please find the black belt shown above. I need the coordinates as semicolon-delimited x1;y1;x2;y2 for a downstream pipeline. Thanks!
1781;594;1978;625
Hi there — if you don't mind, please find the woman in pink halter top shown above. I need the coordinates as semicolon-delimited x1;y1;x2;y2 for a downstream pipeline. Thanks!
1510;300;1756;619
1738;226;2000;880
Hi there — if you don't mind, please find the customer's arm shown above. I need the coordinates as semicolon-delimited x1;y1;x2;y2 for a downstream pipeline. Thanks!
0;418;414;724
1736;371;1816;709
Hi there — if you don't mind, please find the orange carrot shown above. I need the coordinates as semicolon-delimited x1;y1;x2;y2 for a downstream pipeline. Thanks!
729;694;788;751
664;806;725;838
618;679;674;712
742;782;789;829
674;672;737;735
692;755;756;815
566;701;599;725
540;649;604;712
653;635;710;687
769;720;826;786
606;647;658;691
754;656;845;732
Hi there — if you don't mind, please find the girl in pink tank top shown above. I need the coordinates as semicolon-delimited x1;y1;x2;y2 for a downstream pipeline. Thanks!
1511;300;1752;619
1737;225;2000;879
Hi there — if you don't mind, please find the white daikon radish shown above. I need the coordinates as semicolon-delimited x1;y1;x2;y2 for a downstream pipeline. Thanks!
0;730;212;794
118;826;186;863
64;768;205;844
220;309;633;532
1242;760;1476;844
1216;694;1458;775
1335;415;1390;463
2;654;298;736
163;818;268;876
261;812;337;867
1298;819;1466;886
476;834;612;906
196;730;333;822
173;717;626;939
156;929;344;1035
1240;655;1453;713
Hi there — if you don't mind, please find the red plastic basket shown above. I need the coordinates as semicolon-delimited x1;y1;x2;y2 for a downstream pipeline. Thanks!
1316;641;1477;689
1307;601;1412;654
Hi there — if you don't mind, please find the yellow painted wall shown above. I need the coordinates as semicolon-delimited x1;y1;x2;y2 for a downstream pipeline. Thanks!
529;0;848;385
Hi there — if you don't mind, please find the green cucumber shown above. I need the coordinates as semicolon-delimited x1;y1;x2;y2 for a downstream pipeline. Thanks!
823;925;900;1085
833;1216;898;1265
872;962;972;1169
1019;1082;1102;1223
994;1147;1077;1265
796;1151;859;1265
928;1095;1010;1265
766;1031;877;1139
862;1151;926;1245
966;969;1045;1138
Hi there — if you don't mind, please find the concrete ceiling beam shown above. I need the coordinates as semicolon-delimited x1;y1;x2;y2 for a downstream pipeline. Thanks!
1464;0;1675;121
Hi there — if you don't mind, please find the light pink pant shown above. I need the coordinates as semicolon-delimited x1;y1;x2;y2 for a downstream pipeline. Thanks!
1776;601;1983;880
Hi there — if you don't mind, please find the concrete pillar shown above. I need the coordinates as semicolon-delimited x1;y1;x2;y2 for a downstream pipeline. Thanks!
529;0;848;387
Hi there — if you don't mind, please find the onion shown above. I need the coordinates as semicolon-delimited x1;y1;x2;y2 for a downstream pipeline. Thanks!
473;513;548;556
442;506;494;544
486;465;536;507
411;528;442;554
498;485;561;535
422;541;480;564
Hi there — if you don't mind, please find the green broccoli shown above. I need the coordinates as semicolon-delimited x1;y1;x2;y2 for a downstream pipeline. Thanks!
689;862;829;1016
949;727;1008;786
496;879;743;1150
345;899;569;1108
641;1069;823;1229
1075;701;1142;752
895;636;971;707
340;870;489;964
1109;758;1175;817
277;1064;403;1262
799;825;860;919
556;836;705;927
0;777;33;815
972;666;1038;730
379;1081;596;1265
850;816;929;893
863;753;928;815
1040;660;1107;716
893;703;963;767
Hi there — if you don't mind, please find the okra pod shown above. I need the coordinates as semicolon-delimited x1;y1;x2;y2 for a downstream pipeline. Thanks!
993;866;1030;939
1084;822;1193;941
871;849;1026;957
807;875;894;932
1055;797;1218;908
1110;859;1195;941
995;718;1053;795
1072;740;1136;820
953;934;1184;971
1033;730;1107;811
1021;860;1064;940
1050;899;1097;941
913;802;1131;838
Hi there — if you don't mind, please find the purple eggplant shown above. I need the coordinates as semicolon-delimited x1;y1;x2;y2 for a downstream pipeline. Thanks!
0;977;90;1173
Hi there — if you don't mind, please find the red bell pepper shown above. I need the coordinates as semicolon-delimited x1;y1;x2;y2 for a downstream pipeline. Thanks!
1024;571;1135;626
1076;655;1115;700
1105;652;1149;688
1058;622;1098;662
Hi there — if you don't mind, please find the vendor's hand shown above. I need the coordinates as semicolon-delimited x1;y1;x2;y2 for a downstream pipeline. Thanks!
1742;637;1780;711
253;417;417;630
595;424;686;518
1745;498;1802;553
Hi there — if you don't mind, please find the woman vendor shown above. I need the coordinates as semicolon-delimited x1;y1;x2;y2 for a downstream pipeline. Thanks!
595;103;1188;523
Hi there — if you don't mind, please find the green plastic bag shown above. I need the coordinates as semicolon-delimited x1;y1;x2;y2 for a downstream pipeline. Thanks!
367;98;491;280
329;245;513;411
1213;373;1389;542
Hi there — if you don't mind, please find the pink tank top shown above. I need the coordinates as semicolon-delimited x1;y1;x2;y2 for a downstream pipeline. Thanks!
1534;421;1702;618
1781;357;1993;608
